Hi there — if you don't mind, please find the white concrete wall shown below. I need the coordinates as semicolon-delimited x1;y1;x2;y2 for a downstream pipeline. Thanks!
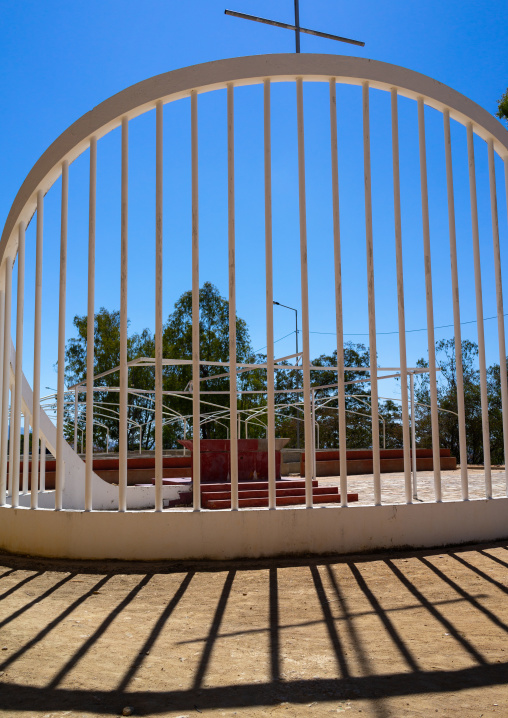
0;499;507;561
15;484;188;511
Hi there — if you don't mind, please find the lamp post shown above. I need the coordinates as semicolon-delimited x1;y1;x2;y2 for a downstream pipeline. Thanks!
273;301;300;448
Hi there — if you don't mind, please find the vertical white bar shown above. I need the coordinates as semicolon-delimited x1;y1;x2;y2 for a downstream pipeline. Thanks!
329;79;348;507
40;436;46;492
488;139;508;494
0;285;4;473
418;98;442;502
0;257;12;504
505;156;508;493
466;122;491;498
391;89;411;504
410;372;418;499
8;384;15;498
227;84;239;510
119;118;129;512
264;79;276;510
22;412;29;494
296;78;313;508
11;222;25;508
56;160;68;511
443;110;468;499
191;90;201;511
363;83;381;505
311;389;317;480
31;191;44;508
85;138;96;512
74;387;78;453
155;101;164;512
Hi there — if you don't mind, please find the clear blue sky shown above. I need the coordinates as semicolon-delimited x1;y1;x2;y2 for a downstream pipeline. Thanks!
1;0;508;399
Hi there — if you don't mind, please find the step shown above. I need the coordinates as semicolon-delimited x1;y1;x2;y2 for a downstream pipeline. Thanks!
198;479;318;493
203;492;358;510
201;486;339;501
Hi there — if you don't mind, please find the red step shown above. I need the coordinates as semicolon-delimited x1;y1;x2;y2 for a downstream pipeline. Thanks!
204;492;359;510
201;486;339;501
198;479;318;493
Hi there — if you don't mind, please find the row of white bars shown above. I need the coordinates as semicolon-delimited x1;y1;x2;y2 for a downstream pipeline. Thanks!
0;79;507;511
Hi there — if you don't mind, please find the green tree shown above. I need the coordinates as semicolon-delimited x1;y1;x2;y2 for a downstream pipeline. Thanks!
415;339;484;463
496;88;508;126
64;308;156;452
162;281;260;441
64;283;261;450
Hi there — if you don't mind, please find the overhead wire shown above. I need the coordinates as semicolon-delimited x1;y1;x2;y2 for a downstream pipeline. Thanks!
254;311;508;353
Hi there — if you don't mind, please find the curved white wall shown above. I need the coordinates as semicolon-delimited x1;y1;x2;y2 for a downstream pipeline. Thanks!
0;499;507;561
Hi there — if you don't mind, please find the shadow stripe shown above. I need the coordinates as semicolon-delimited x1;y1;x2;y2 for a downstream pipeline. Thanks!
117;571;194;691
0;574;111;672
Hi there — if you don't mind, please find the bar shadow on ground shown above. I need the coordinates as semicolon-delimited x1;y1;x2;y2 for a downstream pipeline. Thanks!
0;541;507;716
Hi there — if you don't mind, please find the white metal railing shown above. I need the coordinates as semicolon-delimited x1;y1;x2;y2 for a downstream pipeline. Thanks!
0;54;507;512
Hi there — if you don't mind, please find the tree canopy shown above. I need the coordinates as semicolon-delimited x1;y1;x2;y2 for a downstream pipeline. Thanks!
415;338;505;464
64;282;410;453
496;88;508;126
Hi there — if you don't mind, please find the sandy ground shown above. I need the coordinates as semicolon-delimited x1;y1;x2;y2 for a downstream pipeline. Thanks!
0;540;508;718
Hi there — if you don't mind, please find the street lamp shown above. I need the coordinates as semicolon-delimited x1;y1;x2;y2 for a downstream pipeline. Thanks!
273;301;300;448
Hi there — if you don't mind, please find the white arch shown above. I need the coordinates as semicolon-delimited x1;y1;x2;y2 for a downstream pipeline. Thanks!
2;53;508;266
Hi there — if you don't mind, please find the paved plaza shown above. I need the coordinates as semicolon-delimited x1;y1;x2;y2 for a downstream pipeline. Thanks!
322;468;508;507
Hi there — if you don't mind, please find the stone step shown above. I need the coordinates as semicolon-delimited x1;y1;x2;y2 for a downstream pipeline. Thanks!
196;479;318;492
201;486;339;501
203;492;359;510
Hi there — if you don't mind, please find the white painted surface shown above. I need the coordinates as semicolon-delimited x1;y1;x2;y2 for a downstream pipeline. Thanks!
14;483;187;511
0;499;507;561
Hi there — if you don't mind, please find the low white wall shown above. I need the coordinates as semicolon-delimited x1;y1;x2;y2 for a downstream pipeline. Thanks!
0;498;507;561
13;484;187;511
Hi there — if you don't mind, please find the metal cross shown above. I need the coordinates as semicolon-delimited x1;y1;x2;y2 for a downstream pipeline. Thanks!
225;1;364;53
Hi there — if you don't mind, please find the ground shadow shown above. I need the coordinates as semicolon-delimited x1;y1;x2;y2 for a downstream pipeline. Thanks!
0;540;507;715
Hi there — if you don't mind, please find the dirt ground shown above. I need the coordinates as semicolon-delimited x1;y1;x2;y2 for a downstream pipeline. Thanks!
0;542;508;718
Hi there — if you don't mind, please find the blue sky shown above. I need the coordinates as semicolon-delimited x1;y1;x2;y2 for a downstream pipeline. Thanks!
1;0;508;401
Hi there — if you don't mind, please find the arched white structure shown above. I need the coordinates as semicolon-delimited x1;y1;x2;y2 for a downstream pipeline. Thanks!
0;53;508;559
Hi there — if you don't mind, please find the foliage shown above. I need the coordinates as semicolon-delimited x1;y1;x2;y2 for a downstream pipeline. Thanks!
64;308;156;452
64;283;263;450
161;281;262;442
415;338;505;465
496;88;508;126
